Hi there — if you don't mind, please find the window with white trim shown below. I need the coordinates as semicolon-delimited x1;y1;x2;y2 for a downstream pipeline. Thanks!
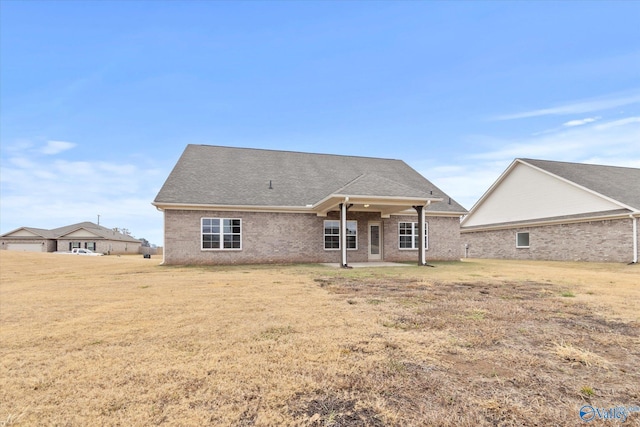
324;220;357;250
202;218;242;250
85;242;96;251
398;222;428;250
516;232;530;248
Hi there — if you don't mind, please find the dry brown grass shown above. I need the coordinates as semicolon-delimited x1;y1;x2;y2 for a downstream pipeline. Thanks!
1;252;638;426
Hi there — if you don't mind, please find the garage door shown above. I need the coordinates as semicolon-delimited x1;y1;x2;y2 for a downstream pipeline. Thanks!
6;243;43;252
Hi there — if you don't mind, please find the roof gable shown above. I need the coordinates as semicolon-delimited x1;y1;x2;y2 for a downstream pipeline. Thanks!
1;227;55;238
154;145;466;214
462;158;640;228
53;222;141;242
64;229;101;238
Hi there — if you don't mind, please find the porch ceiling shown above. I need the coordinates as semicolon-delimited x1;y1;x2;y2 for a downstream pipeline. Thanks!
312;194;443;217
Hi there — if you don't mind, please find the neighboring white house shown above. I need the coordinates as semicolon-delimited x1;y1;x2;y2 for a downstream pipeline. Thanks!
461;158;640;263
1;221;142;255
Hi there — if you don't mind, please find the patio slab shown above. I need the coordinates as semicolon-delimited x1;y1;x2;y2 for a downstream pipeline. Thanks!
321;262;409;268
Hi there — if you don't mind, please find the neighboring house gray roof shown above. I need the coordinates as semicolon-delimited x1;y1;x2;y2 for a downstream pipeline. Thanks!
51;222;141;242
154;145;467;213
2;221;141;242
522;159;640;211
19;227;58;239
461;158;640;231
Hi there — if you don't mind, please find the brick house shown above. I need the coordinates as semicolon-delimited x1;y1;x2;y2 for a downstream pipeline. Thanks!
153;145;467;266
0;221;142;255
461;159;640;263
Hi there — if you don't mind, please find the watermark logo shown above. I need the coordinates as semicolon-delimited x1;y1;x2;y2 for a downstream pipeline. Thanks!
579;405;640;423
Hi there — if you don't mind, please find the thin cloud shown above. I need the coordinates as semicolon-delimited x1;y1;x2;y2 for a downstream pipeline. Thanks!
562;116;600;127
8;156;36;169
0;143;165;244
431;114;640;210
594;116;640;130
424;165;506;212
493;91;640;121
473;115;640;162
41;140;77;155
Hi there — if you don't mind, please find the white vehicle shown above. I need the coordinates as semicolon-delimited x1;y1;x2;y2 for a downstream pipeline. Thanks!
71;248;103;256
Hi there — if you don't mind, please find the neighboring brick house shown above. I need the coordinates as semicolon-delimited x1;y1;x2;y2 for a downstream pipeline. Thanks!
461;159;640;263
0;221;142;255
153;145;467;266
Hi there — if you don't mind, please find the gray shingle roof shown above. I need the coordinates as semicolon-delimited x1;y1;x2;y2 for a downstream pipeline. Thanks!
154;145;466;213
19;227;58;239
51;222;141;242
522;159;640;211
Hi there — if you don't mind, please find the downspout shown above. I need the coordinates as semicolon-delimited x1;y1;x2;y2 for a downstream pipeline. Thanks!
631;213;638;264
155;205;166;265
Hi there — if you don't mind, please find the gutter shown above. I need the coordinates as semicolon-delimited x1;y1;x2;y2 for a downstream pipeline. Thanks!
461;211;634;233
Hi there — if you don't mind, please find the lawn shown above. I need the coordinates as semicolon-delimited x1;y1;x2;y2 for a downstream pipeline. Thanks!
1;251;638;426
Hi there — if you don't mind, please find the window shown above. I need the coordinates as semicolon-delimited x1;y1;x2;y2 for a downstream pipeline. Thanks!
202;218;242;250
516;232;530;248
85;242;96;251
398;222;428;250
70;242;81;250
324;220;357;250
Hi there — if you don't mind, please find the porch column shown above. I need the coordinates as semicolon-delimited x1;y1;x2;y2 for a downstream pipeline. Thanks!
632;214;638;264
340;199;349;268
414;204;427;266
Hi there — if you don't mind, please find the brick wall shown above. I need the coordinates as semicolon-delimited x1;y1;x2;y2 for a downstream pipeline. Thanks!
383;215;463;262
462;217;636;263
163;209;463;265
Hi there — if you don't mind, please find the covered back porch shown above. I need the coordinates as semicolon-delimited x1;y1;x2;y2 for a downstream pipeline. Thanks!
312;193;442;268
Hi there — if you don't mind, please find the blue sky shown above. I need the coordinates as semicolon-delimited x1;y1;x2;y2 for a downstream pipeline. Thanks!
1;1;639;246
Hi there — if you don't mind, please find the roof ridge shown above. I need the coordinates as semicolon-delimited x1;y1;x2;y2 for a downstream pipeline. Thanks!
332;173;366;194
520;158;640;172
188;144;403;162
336;172;435;199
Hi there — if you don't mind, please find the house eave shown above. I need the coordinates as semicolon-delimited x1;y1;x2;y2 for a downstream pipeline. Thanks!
153;195;449;218
1;236;65;241
152;202;315;214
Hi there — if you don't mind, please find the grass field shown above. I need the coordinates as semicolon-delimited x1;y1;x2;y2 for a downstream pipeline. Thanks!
1;251;638;426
